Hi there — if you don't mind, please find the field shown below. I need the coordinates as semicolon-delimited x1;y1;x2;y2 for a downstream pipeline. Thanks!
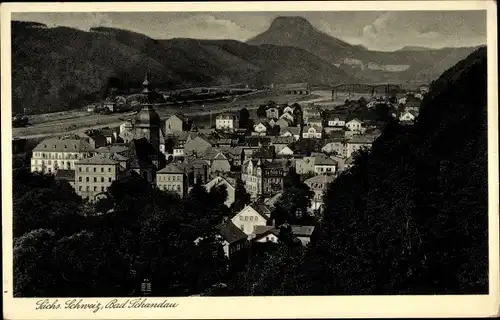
12;90;332;140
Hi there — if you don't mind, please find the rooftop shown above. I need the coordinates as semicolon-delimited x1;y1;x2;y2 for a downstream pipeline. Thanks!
157;164;185;174
33;137;95;153
217;220;248;244
76;154;120;165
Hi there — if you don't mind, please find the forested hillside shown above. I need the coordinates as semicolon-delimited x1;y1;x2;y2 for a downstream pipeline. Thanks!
232;46;489;295
12;21;348;114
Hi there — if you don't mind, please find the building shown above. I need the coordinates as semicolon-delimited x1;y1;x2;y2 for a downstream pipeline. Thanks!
253;122;268;135
74;154;122;201
302;125;322;139
124;138;159;184
231;203;272;236
266;107;280;119
291;225;316;246
270;136;294;153
31;137;95;174
295;156;315;175
282;105;294;115
156;164;188;198
280;127;301;140
241;159;285;198
346;118;364;132
216;220;249;258
183;136;213;157
253;225;315;246
321;139;347;157
306;116;323;128
205;176;237;208
215;114;236;131
276;118;292;129
191;158;210;184
346;136;375;158
302;105;322;123
253;226;280;243
209;152;232;175
314;154;337;174
304;174;336;211
277;146;294;156
165;114;189;134
326;114;347;127
399;110;417;122
277;110;292;122
133;104;161;153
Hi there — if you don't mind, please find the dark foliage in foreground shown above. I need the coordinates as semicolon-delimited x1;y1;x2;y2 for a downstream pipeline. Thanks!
13;173;230;297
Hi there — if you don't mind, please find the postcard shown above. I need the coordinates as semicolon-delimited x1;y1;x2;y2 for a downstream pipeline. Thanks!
2;1;499;319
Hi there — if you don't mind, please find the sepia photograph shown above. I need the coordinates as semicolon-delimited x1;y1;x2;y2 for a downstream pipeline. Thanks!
2;1;499;319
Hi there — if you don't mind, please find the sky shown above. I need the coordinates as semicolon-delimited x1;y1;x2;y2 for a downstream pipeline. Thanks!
12;11;487;51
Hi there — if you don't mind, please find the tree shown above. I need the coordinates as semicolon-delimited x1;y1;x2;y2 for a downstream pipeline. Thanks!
231;179;251;212
271;168;314;226
238;108;251;130
256;105;267;118
14;229;57;297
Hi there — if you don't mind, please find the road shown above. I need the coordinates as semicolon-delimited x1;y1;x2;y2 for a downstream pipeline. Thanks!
12;90;334;140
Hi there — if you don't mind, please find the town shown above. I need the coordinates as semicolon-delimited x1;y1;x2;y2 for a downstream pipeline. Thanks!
24;72;428;260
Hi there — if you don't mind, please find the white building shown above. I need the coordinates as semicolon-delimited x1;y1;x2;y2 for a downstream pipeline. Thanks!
346;119;363;132
231;203;272;237
31;137;95;174
302;125;322;139
215;114;236;131
204;176;237;208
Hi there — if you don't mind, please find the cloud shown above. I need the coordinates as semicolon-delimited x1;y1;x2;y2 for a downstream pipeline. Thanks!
164;14;256;41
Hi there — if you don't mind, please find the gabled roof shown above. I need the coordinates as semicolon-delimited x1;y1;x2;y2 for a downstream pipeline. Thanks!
212;152;229;161
280;126;300;135
314;154;338;166
247;202;272;220
346;118;363;124
253;225;280;238
217;220;248;244
76;154;120;165
291;225;315;237
304;125;322;132
216;114;235;120
96;145;129;154
326;113;348;121
33;137;95;152
305;174;336;185
157;163;185;174
264;192;283;207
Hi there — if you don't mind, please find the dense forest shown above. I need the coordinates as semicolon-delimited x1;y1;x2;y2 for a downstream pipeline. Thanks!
13;46;489;296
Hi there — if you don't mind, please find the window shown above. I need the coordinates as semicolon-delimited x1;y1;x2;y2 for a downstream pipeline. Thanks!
101;167;104;172
86;177;89;182
101;177;104;182
93;167;96;172
108;167;111;172
94;186;97;191
249;216;253;221
101;186;104;191
48;160;52;165
94;177;97;182
79;177;82;182
86;167;89;172
177;185;181;192
78;186;82;191
109;177;112;182
78;167;81;172
86;186;89;191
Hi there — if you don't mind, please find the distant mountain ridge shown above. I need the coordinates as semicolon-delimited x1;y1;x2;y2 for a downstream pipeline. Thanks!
248;16;482;84
12;17;483;114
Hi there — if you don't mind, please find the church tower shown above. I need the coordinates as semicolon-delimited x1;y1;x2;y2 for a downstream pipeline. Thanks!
134;72;161;153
